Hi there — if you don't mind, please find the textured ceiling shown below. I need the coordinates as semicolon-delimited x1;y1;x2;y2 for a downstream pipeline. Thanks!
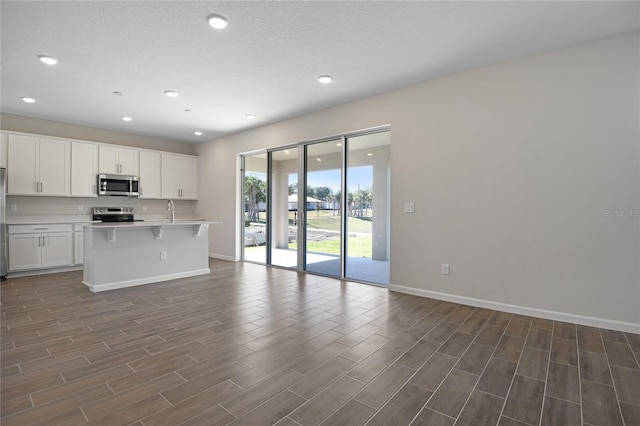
1;1;638;144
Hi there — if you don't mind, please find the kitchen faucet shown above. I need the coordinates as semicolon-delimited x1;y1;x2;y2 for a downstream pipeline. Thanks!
167;199;175;224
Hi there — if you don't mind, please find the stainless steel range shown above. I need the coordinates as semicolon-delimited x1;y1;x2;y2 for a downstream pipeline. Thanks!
92;207;135;222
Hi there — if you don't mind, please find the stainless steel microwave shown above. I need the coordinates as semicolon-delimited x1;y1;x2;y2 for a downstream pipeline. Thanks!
97;174;139;197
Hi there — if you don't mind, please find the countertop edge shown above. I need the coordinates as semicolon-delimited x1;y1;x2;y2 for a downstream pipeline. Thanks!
84;221;223;229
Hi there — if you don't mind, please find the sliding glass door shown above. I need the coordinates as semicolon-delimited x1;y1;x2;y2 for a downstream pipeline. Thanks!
345;132;390;284
304;139;343;277
269;147;299;269
242;153;267;264
241;128;390;286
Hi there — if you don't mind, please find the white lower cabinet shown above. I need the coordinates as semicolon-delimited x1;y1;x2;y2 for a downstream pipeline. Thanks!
8;224;73;271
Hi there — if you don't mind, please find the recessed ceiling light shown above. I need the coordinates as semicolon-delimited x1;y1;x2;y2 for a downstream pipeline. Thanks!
38;55;58;65
194;131;203;136
113;91;124;96
245;114;256;120
207;14;228;29
164;90;179;98
121;116;132;122
367;153;373;156
21;97;36;103
284;150;290;155
316;158;322;162
336;142;342;147
318;75;333;84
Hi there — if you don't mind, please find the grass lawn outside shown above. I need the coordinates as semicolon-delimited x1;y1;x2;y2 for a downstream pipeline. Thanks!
304;211;372;234
246;210;374;258
289;235;372;258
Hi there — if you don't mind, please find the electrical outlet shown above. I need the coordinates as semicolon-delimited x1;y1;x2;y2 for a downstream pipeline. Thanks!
77;204;84;212
404;202;415;213
160;251;167;261
142;205;148;212
442;264;450;275
10;204;17;212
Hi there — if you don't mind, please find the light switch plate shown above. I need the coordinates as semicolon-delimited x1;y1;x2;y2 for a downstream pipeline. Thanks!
10;204;17;212
442;264;450;275
404;202;415;213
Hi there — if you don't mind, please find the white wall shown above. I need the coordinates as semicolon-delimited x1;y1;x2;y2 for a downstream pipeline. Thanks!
196;33;639;331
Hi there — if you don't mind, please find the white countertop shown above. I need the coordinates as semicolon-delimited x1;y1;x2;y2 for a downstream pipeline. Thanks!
84;220;222;229
6;216;211;225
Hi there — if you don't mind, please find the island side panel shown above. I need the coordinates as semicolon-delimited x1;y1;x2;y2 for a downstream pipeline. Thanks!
83;224;210;292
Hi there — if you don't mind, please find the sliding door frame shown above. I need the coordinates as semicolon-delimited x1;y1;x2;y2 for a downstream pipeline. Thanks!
240;124;390;282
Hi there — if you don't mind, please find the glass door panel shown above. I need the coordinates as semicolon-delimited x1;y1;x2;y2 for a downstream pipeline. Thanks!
242;153;267;263
304;140;343;277
345;131;390;285
269;147;299;269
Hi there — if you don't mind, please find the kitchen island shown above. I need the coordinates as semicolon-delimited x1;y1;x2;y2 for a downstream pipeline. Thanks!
83;221;220;292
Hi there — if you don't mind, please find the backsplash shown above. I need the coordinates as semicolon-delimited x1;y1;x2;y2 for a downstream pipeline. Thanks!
6;195;197;220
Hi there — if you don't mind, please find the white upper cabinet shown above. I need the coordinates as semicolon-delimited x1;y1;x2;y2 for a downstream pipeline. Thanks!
139;150;161;199
180;156;199;199
3;131;199;200
71;141;99;197
161;153;198;200
99;145;139;175
8;134;70;196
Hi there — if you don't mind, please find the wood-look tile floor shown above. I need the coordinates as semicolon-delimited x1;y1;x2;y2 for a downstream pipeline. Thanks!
1;260;639;426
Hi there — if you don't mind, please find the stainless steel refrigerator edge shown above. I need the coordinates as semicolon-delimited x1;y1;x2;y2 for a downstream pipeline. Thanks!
0;167;7;279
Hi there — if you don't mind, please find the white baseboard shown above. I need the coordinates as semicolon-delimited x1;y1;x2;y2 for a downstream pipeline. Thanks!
388;284;640;334
84;268;211;293
209;253;239;262
9;265;83;278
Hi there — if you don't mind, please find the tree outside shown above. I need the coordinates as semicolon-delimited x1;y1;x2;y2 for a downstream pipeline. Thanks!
244;175;266;223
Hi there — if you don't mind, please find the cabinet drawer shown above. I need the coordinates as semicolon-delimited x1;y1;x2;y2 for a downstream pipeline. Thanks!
9;224;73;234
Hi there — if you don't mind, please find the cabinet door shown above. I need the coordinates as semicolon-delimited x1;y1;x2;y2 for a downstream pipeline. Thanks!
41;233;73;268
74;232;83;265
180;156;199;200
99;146;119;174
139;151;161;198
38;138;70;196
8;134;38;195
8;234;41;271
118;148;139;176
161;154;181;199
71;142;98;197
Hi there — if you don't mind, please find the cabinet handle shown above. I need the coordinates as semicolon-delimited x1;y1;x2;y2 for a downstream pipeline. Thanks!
40;182;43;193
93;184;96;194
34;228;48;231
140;187;143;197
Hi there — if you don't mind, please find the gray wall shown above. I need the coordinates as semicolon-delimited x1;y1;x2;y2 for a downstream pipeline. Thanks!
195;33;640;330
